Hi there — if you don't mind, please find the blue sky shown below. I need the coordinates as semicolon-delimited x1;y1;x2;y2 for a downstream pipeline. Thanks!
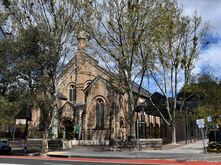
141;0;221;93
178;0;221;78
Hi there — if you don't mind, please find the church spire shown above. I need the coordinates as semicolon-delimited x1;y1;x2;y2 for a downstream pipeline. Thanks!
77;31;87;51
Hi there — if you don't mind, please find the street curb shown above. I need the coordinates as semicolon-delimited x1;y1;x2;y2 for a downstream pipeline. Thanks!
46;154;190;160
47;153;155;159
10;151;41;157
47;154;69;158
46;154;221;164
46;153;221;162
27;152;41;156
11;152;41;156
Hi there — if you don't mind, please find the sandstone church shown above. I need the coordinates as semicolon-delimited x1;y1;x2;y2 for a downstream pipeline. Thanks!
25;32;162;142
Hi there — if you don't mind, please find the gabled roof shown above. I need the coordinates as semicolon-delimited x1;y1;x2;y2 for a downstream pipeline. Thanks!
15;107;32;120
132;82;150;98
57;91;68;100
135;91;198;119
135;92;169;119
83;75;112;93
58;101;86;111
57;52;114;81
58;52;149;98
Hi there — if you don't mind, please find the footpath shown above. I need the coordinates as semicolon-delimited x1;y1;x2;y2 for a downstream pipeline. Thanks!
47;139;221;162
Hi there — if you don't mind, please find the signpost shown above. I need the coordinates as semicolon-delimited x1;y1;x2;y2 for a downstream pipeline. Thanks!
196;118;207;154
196;119;205;128
206;116;212;140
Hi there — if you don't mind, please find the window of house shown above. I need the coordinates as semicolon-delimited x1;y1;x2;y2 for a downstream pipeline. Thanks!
95;98;104;129
69;85;76;102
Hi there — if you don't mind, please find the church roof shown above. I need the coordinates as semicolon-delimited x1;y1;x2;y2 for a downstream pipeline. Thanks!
58;101;86;111
83;75;115;93
58;52;149;98
57;52;110;80
57;91;68;100
132;83;150;98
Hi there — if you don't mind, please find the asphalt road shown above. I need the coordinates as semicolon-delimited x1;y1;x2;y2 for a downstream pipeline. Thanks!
0;158;138;165
0;157;162;165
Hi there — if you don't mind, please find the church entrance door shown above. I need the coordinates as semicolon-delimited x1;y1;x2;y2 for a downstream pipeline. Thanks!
63;120;74;140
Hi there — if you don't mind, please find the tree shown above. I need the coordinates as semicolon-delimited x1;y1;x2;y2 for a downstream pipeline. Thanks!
85;0;163;138
145;2;209;144
0;34;32;136
185;72;221;127
2;0;81;153
86;0;209;144
0;28;18;133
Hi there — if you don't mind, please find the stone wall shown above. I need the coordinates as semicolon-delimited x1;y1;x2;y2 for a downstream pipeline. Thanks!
8;139;72;151
111;138;162;151
138;139;162;150
71;140;109;146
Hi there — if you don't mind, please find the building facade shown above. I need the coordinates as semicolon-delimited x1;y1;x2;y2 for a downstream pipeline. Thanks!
25;33;162;142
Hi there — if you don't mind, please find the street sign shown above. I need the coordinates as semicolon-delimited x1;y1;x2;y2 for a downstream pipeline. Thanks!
196;119;204;124
16;119;26;125
207;116;212;122
198;123;205;128
196;119;205;128
196;119;207;154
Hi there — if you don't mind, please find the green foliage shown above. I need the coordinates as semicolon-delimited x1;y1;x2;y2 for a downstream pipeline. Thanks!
184;73;221;126
89;0;177;138
0;96;15;125
0;0;211;145
0;1;81;146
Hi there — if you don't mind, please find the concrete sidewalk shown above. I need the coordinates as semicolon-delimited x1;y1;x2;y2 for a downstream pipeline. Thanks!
47;139;221;162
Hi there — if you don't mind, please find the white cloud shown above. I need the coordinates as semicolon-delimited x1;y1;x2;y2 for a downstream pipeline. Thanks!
194;42;221;77
178;0;221;34
178;0;221;77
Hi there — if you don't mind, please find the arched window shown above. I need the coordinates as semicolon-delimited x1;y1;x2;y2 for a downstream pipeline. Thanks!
95;98;104;129
69;85;76;102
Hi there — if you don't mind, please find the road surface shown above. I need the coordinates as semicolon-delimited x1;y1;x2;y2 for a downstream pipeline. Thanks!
0;155;220;165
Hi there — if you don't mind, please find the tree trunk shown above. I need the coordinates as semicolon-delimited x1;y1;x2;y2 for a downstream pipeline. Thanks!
130;113;136;138
51;106;58;139
128;82;136;139
172;66;178;144
50;86;59;139
42;128;49;154
171;122;176;144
